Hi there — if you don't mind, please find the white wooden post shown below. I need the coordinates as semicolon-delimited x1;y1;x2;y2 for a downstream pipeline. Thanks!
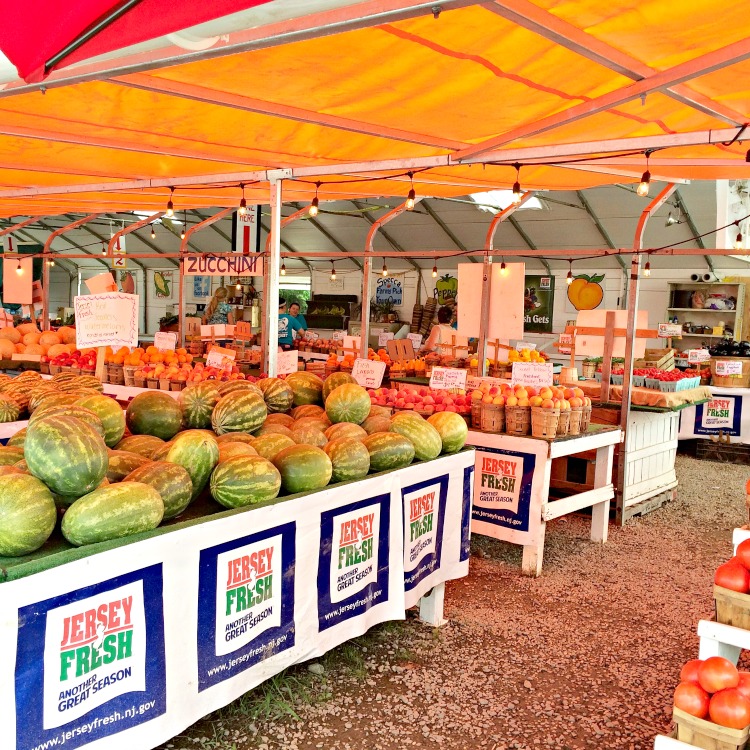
265;177;283;377
591;443;615;543
419;583;447;627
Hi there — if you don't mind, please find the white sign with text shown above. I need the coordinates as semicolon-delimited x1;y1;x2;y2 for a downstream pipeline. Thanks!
715;360;744;376
688;349;711;364
277;350;299;376
74;293;138;350
658;323;683;339
154;331;177;351
429;367;468;391
378;332;395;347
407;333;423;349
206;345;236;372
352;358;386;388
511;362;554;388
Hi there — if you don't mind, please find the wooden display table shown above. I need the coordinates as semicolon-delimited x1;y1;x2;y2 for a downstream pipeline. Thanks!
467;425;621;576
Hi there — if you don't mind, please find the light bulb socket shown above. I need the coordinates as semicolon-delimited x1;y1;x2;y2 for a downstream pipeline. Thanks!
382;264;388;277
735;232;743;250
432;265;438;278
500;261;507;276
643;261;651;277
166;199;174;217
309;196;319;217
280;263;286;276
15;260;22;275
239;197;247;216
566;270;573;285
406;188;416;210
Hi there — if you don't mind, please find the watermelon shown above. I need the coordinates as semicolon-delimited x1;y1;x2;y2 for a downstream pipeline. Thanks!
273;444;332;494
258;377;294;413
0;474;57;556
253;423;293;439
217;380;263;397
125;461;193;519
179;382;220;429
0;394;20;422
126;391;183;440
390;413;442;461
325;383;371;425
294;415;331;431
75;394;126;447
53;477;110;509
0;465;23;477
324;438;370;483
151;440;175;461
218;442;258;463
14;459;28;472
264;413;295;428
164;430;219;500
322;372;357;400
285;372;324;406
292;404;325;420
25;416;108;496
6;427;26;448
427;412;468;453
324;422;367;442
368;404;393;419
28;387;59;413
0;446;24;466
361;415;392;435
252;433;295;461
115;434;165;458
29;405;105;438
215;432;255;445
31;392;86;415
209;455;281;508
212;390;267;435
61;482;164;546
106;450;152;482
362;432;415;472
291;424;328;448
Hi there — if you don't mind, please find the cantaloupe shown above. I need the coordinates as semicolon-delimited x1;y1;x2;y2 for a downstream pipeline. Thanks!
57;326;76;345
14;343;25;354
16;323;39;336
24;344;45;355
22;332;41;346
39;332;61;348
0;327;20;344
0;340;14;359
47;343;72;358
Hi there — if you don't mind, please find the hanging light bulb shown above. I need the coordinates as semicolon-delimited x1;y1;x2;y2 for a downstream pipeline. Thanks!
180;211;186;240
330;261;336;281
150;224;156;239
566;260;573;285
382;260;388;277
512;163;523;204
47;258;55;267
432;264;438;278
236;281;242;291
15;259;22;275
405;172;416;210
101;242;107;255
239;183;247;217
180;227;186;240
166;187;175;218
280;262;286;276
500;261;507;276
637;152;652;197
309;182;321;217
735;231;743;251
643;260;651;277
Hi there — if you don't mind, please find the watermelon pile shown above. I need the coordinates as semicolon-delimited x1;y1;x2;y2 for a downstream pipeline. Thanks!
0;373;468;558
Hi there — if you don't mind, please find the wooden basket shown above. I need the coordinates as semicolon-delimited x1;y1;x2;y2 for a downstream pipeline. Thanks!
582;361;597;378
324;364;339;377
159;378;171;391
531;407;560;439
480;402;505;433
147;378;159;389
39;362;50;374
134;377;146;389
505;405;531;436
569;407;583;436
471;400;483;429
580;405;592;432
711;358;750;388
49;364;62;375
714;584;750;630
556;409;571;437
170;381;185;391
123;365;138;387
673;705;750;750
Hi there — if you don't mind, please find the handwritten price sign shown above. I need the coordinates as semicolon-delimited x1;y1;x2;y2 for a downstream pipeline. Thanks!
687;349;711;364
351;358;386;388
429;367;468;391
205;345;236;372
658;323;683;339
715;360;743;376
277;349;299;376
154;331;177;351
74;293;138;350
511;362;554;388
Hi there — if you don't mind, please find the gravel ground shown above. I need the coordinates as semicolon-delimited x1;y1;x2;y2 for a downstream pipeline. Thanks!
162;455;748;750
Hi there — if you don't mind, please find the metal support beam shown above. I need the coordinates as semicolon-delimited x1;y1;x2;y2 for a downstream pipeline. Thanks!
290;204;363;270
161;218;202;253
0;216;46;237
180;207;235;253
351;200;422;273
672;189;713;274
419;199;476;262
71;215;153;271
33;220;112;270
576;191;626;278
109;212;165;255
259;220;312;270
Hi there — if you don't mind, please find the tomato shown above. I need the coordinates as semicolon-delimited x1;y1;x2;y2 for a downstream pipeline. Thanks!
715;560;750;593
674;682;710;719
709;688;750;729
680;659;704;685
736;540;750;571
737;673;750;701
698;657;740;694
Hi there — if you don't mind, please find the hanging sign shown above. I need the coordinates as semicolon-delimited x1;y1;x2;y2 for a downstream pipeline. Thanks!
74;293;138;350
154;331;177;352
658;323;683;339
205;345;236;372
511;362;554;388
715;360;744;376
407;333;423;349
352;358;386;388
277;350;299;376
232;206;260;255
378;332;395;347
558;333;574;355
375;277;403;305
687;349;711;364
111;238;127;269
429;367;468;391
183;255;263;277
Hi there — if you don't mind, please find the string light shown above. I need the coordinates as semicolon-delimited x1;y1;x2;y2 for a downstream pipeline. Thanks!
637;152;651;197
330;261;336;281
166;187;175;218
566;259;573;285
735;231;743;251
405;172;416;211
15;259;22;275
239;184;247;216
101;242;107;255
500;260;507;276
643;259;651;277
280;262;286;276
180;211;186;240
511;163;523;204
382;260;388;277
432;264;438;278
150;224;156;239
309;182;321;217
236;281;242;291
47;258;55;267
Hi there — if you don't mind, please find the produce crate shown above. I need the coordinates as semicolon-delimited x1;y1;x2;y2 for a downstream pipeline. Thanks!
611;374;623;385
711;357;750;388
714;584;750;630
673;705;750;750
658;377;701;392
645;378;660;390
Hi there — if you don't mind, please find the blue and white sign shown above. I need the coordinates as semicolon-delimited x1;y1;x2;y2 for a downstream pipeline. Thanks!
693;394;743;436
375;276;403;305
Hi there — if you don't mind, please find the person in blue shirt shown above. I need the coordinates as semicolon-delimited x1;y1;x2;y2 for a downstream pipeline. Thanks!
278;298;305;350
288;301;307;332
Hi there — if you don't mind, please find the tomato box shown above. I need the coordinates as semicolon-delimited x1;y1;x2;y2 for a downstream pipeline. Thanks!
714;585;750;631
673;705;750;750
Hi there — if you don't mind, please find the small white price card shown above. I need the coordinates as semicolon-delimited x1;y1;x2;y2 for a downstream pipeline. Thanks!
206;345;236;372
511;361;554;388
407;333;423;349
277;349;299;376
304;330;319;340
687;349;711;364
351;358;386;388
154;331;177;351
516;341;537;351
429;366;468;391
715;360;743;376
378;331;395;347
658;323;683;339
332;330;346;341
558;333;573;354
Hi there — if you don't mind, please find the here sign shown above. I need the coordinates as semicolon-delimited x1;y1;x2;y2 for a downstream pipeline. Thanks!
429;367;468;391
511;361;554;388
74;293;138;350
351;358;386;388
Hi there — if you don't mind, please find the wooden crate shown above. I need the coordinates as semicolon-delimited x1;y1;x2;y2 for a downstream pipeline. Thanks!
673;706;750;750
715;584;750;630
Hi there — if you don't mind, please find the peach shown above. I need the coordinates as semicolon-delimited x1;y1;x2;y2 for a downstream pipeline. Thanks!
541;398;554;409
539;387;553;400
492;396;505;405
525;386;537;397
482;395;494;404
505;395;518;407
471;390;483;401
529;395;543;407
517;397;530;407
514;387;528;399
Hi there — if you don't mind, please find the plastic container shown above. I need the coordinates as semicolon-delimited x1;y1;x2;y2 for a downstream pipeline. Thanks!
610;374;623;385
632;375;645;387
645;378;660;390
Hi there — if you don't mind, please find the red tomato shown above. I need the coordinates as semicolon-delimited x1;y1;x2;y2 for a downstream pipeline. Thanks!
737;673;750;701
681;660;704;685
699;657;740;694
674;682;710;719
715;561;750;593
709;689;750;729
736;540;750;571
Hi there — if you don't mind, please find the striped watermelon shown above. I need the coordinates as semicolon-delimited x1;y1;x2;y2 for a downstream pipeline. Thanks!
324;422;368;442
179;382;220;429
264;413;295;429
126;391;183;440
28;386;60;413
285;372;324;406
115;434;165;458
291;424;328;448
218;442;258;463
0;474;57;556
106;450;152;482
294;415;331;430
0;465;24;477
390;413;442;461
61;482;164;546
151;440;175;461
217;380;263;397
362;432;415;472
75;394;126;447
25;416;108;497
0;447;24;466
253;423;293;439
325;384;371;425
29;405;105;439
212;390;267;435
209;455;281;508
6;427;26;448
0;394;20;422
427;412;468;454
273;444;332;494
252;434;295;461
53;477;110;509
368;404;393;419
361;415;392;435
28;392;81;413
13;459;28;472
215;432;255;445
164;430;219;500
324;438;370;483
125;461;193;519
258;377;294;413
322;372;357;400
292;404;325;420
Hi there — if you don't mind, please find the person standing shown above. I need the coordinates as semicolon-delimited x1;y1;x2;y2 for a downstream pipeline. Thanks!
278;298;305;350
288;301;307;341
420;305;457;354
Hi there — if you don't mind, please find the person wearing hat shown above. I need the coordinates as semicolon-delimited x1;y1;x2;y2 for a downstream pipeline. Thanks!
278;297;306;350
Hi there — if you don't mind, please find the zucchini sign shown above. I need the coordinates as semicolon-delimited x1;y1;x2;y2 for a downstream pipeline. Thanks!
183;255;263;276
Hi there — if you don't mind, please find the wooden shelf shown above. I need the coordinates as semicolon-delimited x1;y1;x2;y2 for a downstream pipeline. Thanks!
667;308;730;313
679;332;730;338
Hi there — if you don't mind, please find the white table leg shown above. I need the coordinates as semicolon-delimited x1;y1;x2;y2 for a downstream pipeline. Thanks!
419;582;447;627
521;522;545;577
591;444;615;543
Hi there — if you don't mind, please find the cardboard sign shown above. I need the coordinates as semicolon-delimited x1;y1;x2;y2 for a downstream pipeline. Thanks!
688;349;711;364
84;272;117;294
378;331;395;347
332;330;346;341
343;335;361;353
658;323;683;339
386;339;415;363
715;360;744;376
429;367;468;391
511;361;554;388
205;345;236;372
407;333;423;349
2;256;33;304
74;293;138;349
154;331;177;351
558;333;573;355
277;349;299;376
183;255;263;277
352;358;386;388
